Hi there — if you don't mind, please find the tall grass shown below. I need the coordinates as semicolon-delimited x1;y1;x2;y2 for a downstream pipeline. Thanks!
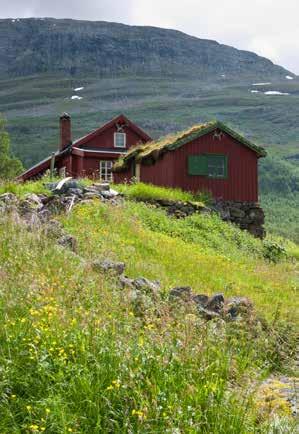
0;215;296;433
114;182;209;204
0;179;51;197
0;186;297;433
63;201;298;322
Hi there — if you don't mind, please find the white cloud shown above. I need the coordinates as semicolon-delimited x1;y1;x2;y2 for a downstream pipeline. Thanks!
129;0;299;73
1;0;298;73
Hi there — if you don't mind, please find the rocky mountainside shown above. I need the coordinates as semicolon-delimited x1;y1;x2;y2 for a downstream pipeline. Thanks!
0;18;293;79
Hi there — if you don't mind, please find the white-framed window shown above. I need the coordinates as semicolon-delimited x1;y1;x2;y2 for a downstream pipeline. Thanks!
114;132;126;148
99;160;113;182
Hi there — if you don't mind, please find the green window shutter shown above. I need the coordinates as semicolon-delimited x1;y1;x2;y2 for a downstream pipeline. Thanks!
188;155;208;175
207;155;228;178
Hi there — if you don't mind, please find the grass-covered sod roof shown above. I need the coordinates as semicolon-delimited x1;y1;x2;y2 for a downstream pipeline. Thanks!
113;120;267;172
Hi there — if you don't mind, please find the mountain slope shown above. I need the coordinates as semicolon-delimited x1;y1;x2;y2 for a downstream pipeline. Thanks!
0;18;293;79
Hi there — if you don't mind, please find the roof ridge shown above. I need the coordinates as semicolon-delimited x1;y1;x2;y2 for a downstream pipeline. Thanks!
113;120;266;172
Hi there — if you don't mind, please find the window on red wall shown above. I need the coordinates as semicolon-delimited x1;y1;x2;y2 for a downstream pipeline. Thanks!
99;160;113;182
188;154;228;179
114;132;126;148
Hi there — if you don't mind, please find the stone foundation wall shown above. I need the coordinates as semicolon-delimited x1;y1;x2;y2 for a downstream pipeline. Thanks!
137;198;265;239
211;200;265;239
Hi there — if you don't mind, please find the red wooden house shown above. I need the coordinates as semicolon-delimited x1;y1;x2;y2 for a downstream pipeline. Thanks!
19;114;151;181
114;121;266;202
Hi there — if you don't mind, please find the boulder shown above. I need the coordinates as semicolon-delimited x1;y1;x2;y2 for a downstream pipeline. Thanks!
206;293;225;313
43;219;65;238
119;275;160;296
248;207;265;224
119;275;135;289
46;178;83;195
197;306;221;320
230;207;246;219
57;234;77;252
67;188;84;197
24;192;44;205
0;192;18;204
101;189;119;199
169;286;192;300
83;186;101;195
132;277;161;295
92;259;125;276
93;183;110;192
192;294;209;307
22;212;42;230
83;192;101;200
225;296;253;319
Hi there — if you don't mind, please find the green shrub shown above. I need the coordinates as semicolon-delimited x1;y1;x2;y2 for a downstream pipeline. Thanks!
263;240;287;263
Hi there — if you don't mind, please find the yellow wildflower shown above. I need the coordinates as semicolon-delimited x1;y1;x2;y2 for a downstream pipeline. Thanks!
132;409;146;418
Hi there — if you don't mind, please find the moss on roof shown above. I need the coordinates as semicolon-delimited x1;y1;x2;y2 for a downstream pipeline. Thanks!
113;120;266;172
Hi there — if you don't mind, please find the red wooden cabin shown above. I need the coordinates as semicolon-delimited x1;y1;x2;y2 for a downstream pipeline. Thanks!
19;114;151;181
114;121;266;202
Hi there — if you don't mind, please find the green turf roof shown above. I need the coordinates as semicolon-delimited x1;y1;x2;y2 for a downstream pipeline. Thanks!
113;120;267;172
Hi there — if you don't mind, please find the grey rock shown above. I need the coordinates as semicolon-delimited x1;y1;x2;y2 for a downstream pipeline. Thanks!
225;296;253;319
51;180;82;194
119;275;134;289
0;192;17;204
192;294;209;307
22;212;42;230
169;286;192;300
57;234;77;252
156;199;174;207
101;189;119;199
67;188;84;197
92;259;125;276
248;207;265;223
230;207;245;219
83;192;101;200
24;193;43;206
197;306;221;320
83;186;101;194
38;208;53;222
206;293;225;313
44;219;65;238
45;181;59;191
132;277;160;295
93;183;110;192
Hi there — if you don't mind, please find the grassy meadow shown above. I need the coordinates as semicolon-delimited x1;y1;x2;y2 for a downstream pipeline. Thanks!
0;180;298;433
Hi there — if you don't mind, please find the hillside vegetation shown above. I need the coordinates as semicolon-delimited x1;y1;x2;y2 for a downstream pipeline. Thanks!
0;180;298;433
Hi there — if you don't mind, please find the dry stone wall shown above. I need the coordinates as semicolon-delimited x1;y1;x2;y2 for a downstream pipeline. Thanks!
136;198;266;238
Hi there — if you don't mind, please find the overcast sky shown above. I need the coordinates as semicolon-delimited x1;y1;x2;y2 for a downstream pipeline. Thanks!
1;0;298;74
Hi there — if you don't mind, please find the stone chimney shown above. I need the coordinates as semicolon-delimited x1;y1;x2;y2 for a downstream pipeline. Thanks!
59;113;72;150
